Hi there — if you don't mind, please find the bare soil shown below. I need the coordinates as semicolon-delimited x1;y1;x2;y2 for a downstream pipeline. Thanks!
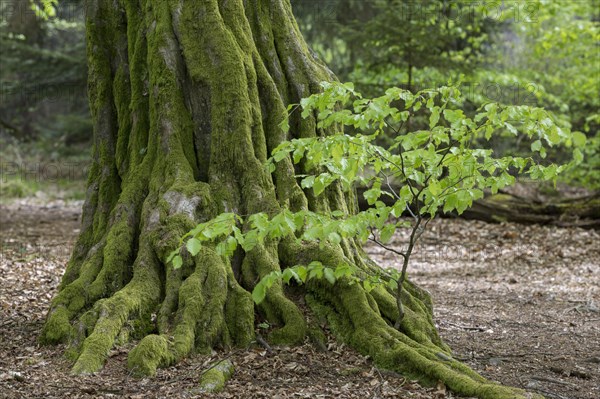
1;200;598;399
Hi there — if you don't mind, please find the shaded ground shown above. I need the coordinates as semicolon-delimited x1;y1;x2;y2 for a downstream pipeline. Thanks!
0;200;598;398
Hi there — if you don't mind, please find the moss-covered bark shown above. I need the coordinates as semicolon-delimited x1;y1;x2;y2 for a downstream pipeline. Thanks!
41;1;539;397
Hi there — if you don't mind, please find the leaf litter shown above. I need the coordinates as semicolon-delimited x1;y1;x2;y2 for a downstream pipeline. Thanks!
0;199;598;398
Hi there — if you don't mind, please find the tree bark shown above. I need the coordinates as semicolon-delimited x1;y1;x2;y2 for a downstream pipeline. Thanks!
41;1;537;397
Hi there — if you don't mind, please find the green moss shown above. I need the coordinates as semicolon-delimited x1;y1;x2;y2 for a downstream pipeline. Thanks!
72;299;131;374
130;311;156;340
241;243;306;345
39;307;73;344
306;276;541;399
307;325;327;351
70;247;162;374
70;331;112;374
127;334;171;377
224;270;255;346
198;359;234;393
41;245;106;343
64;346;81;363
265;290;306;345
114;328;129;347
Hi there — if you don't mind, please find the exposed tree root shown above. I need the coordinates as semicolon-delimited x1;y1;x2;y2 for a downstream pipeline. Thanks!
198;359;235;393
41;185;541;397
43;223;540;398
306;285;538;399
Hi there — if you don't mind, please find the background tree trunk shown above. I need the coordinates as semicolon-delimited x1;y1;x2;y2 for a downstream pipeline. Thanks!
40;1;538;397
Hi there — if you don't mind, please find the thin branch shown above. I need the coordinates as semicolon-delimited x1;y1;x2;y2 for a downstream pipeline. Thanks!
368;228;407;260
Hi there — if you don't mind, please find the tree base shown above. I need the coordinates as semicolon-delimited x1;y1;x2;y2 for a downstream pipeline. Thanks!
42;233;539;399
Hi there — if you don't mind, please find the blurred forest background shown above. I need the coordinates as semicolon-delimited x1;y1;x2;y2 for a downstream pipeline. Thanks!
1;0;598;201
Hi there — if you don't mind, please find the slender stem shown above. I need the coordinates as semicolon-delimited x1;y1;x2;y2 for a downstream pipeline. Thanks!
393;212;433;330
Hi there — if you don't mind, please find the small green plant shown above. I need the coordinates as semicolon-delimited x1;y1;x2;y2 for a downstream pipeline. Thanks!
169;81;582;328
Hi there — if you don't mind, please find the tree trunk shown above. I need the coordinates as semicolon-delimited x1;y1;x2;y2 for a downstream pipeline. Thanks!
41;1;536;397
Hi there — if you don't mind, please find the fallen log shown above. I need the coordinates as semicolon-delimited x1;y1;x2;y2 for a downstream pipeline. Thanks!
356;187;600;228
459;191;600;228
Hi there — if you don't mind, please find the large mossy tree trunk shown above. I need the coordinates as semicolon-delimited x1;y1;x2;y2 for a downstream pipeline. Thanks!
41;1;535;397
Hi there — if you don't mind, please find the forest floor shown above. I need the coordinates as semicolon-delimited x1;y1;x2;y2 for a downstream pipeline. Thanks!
0;199;598;399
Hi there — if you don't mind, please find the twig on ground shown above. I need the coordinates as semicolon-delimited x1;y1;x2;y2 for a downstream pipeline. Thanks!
443;321;486;331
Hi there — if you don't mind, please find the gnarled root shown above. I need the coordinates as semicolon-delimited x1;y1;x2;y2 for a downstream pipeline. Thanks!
280;239;540;399
306;283;539;399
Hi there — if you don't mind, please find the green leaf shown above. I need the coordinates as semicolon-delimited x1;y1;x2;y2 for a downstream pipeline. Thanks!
572;131;587;147
547;128;561;145
379;224;396;244
573;148;583;164
172;255;183;270
273;149;288;162
233;226;245;247
313;176;326;196
334;264;353;279
323;268;336;285
215;241;228;256
252;282;267;304
331;143;344;162
308;261;324;279
241;230;258;252
166;249;179;263
226;235;238;254
363;187;381;205
282;268;300;284
296;266;308;282
331;210;345;218
387;279;398;291
293;147;305;163
250;213;269;231
186;238;202;256
429;181;441;196
443;108;464;123
443;192;458;214
279;117;290;134
531;140;542;152
301;175;315;189
328;231;342;244
429;106;441;128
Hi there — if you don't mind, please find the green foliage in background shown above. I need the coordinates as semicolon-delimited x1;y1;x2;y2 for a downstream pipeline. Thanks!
293;0;599;190
1;0;597;194
0;0;88;144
